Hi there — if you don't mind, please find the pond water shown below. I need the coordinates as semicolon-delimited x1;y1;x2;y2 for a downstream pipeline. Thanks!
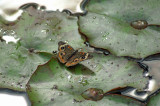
0;0;86;22
0;89;31;106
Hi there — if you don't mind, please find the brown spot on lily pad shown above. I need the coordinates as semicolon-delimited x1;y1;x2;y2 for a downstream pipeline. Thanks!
130;20;148;30
28;48;35;53
81;88;104;101
51;85;58;90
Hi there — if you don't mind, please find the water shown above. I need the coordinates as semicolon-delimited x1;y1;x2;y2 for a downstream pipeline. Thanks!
146;79;158;93
142;59;160;94
68;75;72;80
58;92;63;96
119;55;160;102
0;88;31;106
120;79;158;102
0;28;20;44
102;34;108;41
0;0;88;22
2;36;20;44
78;77;89;86
122;88;149;101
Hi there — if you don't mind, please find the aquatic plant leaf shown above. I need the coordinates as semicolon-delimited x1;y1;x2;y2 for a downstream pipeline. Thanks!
27;53;147;105
0;7;86;52
79;0;160;58
148;92;160;106
0;7;87;91
0;42;52;91
14;7;86;52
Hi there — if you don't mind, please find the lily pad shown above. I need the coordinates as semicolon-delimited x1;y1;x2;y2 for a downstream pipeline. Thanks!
78;0;160;58
0;7;87;91
27;53;147;105
14;7;86;52
0;42;53;91
0;7;86;52
148;92;160;106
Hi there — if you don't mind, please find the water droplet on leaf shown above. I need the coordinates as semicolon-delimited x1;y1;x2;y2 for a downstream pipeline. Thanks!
49;38;53;41
93;16;96;19
58;92;63;96
41;29;49;34
78;77;89;86
68;75;72;80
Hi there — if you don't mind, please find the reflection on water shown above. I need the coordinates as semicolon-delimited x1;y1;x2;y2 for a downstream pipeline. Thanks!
143;60;160;89
0;0;87;22
146;79;158;93
125;56;160;102
2;36;20;44
140;59;160;99
0;29;20;44
123;79;158;102
122;88;148;101
0;88;31;106
115;60;160;102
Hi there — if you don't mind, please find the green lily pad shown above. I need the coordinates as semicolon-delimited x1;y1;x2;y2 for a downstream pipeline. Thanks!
0;42;53;91
148;92;160;106
0;6;86;52
78;0;160;58
28;84;142;106
86;0;160;24
0;6;87;91
27;53;147;105
14;7;86;52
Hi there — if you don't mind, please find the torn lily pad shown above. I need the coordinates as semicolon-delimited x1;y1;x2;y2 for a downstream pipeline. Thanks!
79;0;160;58
27;53;147;105
0;6;86;91
0;7;86;52
14;7;86;53
0;42;53;91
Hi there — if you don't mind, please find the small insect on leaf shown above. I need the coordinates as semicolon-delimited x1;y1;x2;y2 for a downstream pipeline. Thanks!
57;41;92;67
